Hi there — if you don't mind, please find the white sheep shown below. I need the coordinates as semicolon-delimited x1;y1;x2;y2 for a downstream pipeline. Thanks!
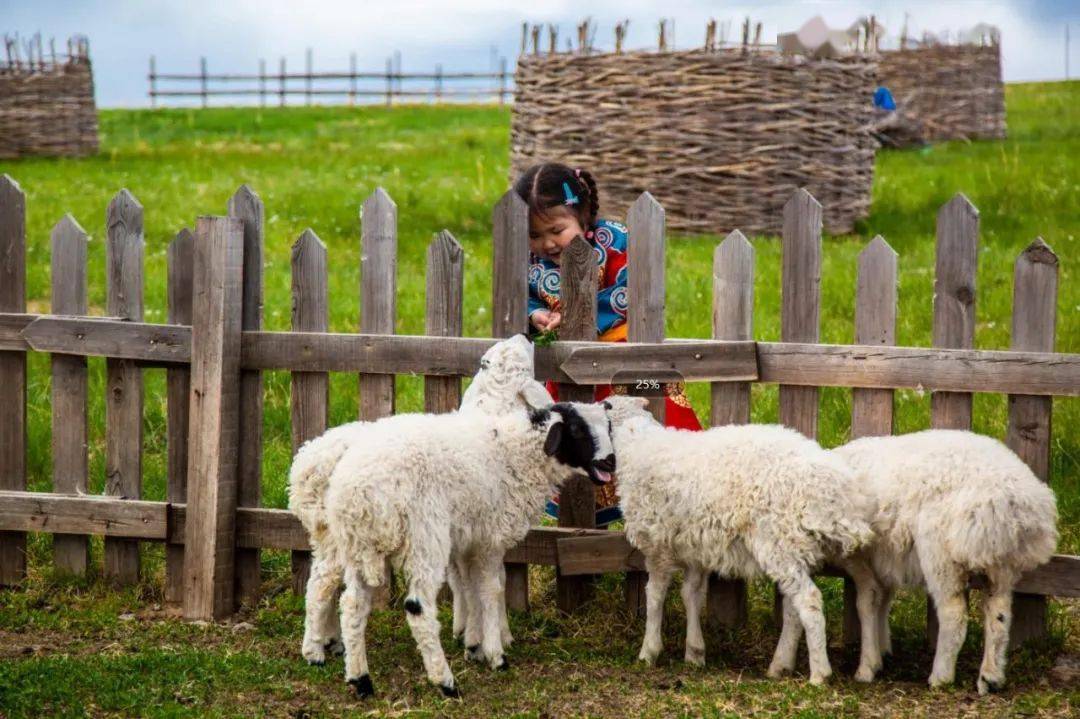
324;400;615;697
289;334;553;665
603;395;881;685
833;429;1058;694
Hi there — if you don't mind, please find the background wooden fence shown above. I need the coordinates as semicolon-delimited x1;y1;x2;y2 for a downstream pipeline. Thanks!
149;51;512;108
0;173;1078;644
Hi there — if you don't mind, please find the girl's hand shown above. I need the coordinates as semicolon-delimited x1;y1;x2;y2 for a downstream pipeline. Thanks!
530;310;562;332
545;312;562;331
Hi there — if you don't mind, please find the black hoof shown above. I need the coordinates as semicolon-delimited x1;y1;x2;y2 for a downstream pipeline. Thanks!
440;683;460;698
307;658;325;667
324;639;344;656
349;674;375;699
980;675;1003;693
497;657;510;671
466;644;483;661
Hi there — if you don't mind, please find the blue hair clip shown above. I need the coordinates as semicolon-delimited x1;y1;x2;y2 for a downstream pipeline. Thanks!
562;181;579;206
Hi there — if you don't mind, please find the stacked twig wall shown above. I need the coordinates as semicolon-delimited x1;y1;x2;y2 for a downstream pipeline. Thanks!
879;44;1005;142
511;49;878;235
0;42;98;159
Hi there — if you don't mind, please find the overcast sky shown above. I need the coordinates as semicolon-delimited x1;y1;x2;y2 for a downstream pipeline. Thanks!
4;0;1078;107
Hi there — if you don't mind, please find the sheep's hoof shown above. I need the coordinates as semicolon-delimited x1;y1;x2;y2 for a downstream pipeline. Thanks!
637;649;658;666
977;674;1003;695
307;658;325;667
766;662;792;679
684;646;705;667
928;672;954;690
325;638;345;657
465;644;484;662
348;674;375;699
808;673;830;686
495;656;510;671
440;683;460;699
854;665;877;683
302;641;327;665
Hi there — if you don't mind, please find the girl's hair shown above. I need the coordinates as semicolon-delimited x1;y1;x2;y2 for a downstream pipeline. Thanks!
513;162;599;229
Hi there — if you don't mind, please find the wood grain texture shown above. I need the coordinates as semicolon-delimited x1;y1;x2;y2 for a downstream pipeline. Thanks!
359;188;397;421
228;185;265;608
183;216;245;621
50;214;90;576
779;188;822;439
1007;238;1058;644
424;231;463;414
104;188;144;586
21;317;190;362
708;229;754;628
290;229;329;596
556;235;599;613
492;189;530;337
931;193;979;429
0;174;27;585
166;228;194;604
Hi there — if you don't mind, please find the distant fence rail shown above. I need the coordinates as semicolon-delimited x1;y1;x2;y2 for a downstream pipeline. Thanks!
149;51;512;107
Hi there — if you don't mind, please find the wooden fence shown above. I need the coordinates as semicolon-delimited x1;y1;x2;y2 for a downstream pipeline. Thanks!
149;52;512;108
0;174;1078;645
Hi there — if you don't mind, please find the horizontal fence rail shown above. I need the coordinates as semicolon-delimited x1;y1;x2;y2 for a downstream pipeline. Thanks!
0;172;1075;640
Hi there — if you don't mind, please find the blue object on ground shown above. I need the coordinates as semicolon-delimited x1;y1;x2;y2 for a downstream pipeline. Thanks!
874;86;896;111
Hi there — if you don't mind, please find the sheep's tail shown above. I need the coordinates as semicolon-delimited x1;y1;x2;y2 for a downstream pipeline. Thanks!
286;429;353;542
950;479;1059;573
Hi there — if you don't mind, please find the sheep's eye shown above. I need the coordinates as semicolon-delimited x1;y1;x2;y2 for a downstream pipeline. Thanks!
480;359;491;369
602;401;612;410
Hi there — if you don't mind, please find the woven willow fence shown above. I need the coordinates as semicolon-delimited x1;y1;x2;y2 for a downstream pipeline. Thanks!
511;49;878;235
0;38;98;159
879;44;1005;143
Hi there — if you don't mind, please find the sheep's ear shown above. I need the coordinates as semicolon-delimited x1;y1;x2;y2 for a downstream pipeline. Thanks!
519;379;554;411
543;418;564;456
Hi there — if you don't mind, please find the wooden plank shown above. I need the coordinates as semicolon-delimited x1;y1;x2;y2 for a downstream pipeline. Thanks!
228;184;264;608
424;231;463;414
492;189;530;337
183;215;245;621
708;229;754;628
359;187;396;421
0;312;35;351
557;533;646;575
166;228;194;604
928;193;978;646
561;341;757;386
778;188;822;439
1007;238;1058;644
755;343;1080;396
0;174;27;586
625;191;666;617
556;235;599;613
491;191;532;611
50;215;90;576
845;235;898;645
104;188;144;586
21;317;190;362
0;491;168;539
931;193;979;429
290;228;329;595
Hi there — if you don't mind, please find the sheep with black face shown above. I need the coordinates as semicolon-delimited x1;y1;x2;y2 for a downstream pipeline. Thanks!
322;400;614;698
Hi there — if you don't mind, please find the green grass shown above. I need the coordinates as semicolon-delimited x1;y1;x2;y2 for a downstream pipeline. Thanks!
1;81;1078;717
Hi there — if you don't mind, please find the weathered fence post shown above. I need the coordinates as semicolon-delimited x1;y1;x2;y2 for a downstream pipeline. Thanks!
844;235;897;645
625;192;665;618
104;189;144;586
305;47;313;106
556;236;598;613
361;188;397;606
166;228;194;604
149;56;157;108
51;215;90;576
200;57;208;108
708;229;754;628
499;56;508;105
492;189;532;612
279;57;286;107
0;175;26;586
777;188;822;624
228;185;264;608
385;58;393;107
424;231;463;413
349;53;357;106
1007;238;1058;643
259;59;266;107
928;193;978;646
183;215;245;621
290;229;329;596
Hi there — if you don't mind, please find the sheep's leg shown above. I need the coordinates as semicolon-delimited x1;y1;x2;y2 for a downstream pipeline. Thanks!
838;556;884;682
498;561;514;647
878;586;894;658
977;567;1018;695
340;565;375;698
478;552;509;670
302;552;344;664
766;593;803;678
638;556;676;665
778;571;832;685
448;559;466;639
460;556;485;662
404;577;457;696
681;565;707;666
924;565;968;689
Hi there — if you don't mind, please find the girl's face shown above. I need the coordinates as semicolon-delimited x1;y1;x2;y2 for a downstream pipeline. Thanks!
528;206;585;265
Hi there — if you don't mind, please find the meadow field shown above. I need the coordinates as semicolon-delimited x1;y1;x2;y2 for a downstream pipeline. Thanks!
0;81;1077;717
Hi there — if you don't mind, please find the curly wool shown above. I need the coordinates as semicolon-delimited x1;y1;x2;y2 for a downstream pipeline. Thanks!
833;429;1058;693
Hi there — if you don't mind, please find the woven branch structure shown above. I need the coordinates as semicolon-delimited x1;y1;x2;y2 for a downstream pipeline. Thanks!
879;44;1005;142
511;49;878;236
0;44;98;159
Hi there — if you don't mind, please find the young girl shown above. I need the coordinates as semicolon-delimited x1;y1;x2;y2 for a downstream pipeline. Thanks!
514;162;702;527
